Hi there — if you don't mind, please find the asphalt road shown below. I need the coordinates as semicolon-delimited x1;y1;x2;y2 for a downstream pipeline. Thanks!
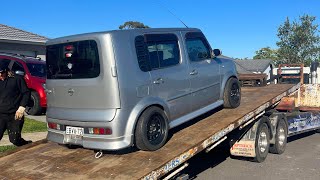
180;131;320;180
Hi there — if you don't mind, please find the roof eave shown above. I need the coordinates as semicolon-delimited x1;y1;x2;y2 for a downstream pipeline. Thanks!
0;39;46;45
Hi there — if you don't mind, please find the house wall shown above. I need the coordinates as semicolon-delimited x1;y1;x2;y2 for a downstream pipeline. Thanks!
263;66;272;82
0;42;46;60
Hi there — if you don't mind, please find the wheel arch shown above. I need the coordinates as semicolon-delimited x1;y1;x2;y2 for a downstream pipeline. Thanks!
124;97;170;145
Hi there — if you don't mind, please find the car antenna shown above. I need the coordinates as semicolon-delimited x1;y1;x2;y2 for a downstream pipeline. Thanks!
156;1;189;28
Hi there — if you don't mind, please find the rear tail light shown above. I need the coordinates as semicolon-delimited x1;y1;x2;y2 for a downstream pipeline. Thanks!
48;122;61;130
88;127;112;135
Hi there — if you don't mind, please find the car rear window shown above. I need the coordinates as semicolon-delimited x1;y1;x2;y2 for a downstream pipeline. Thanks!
46;40;100;79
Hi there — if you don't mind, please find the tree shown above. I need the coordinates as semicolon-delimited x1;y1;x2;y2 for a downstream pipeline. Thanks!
253;47;280;65
253;47;278;60
276;15;320;66
119;21;150;29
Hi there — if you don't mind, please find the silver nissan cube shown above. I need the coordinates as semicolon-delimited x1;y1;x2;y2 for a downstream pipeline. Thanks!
45;28;240;151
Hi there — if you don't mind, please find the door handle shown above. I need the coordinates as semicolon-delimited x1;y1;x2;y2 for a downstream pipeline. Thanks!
190;70;198;75
153;78;164;84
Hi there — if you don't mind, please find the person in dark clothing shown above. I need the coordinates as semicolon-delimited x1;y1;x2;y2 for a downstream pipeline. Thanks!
0;60;32;146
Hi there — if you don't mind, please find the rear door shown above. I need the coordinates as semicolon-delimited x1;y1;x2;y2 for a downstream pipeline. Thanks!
46;39;120;122
184;32;221;110
145;33;191;120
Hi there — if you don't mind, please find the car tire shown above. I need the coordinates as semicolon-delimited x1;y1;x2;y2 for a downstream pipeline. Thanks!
253;122;270;163
135;106;169;151
26;91;42;115
269;118;287;154
223;78;241;108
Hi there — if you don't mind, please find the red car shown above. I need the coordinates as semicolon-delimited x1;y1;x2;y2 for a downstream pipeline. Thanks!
0;53;46;115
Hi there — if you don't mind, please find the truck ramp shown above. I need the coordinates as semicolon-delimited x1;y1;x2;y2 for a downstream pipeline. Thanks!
0;84;299;180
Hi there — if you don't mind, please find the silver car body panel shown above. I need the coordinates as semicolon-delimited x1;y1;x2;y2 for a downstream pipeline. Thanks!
45;28;238;150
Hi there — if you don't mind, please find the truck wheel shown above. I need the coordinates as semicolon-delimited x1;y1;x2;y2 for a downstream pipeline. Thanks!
135;106;169;151
223;78;241;108
254;122;270;162
270;118;287;154
26;91;42;115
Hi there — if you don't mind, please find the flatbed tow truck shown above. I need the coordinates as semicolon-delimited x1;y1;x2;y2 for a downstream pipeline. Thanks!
2;61;320;180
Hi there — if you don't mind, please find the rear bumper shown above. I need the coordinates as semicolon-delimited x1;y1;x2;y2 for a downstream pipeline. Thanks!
46;108;134;150
47;129;133;150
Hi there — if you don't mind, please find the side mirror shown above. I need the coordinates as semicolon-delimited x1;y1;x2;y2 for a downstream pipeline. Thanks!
212;49;222;57
15;70;25;76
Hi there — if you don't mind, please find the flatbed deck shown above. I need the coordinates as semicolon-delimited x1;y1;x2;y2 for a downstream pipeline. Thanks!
0;84;299;180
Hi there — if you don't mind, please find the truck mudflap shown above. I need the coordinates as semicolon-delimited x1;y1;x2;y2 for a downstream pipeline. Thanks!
230;140;256;157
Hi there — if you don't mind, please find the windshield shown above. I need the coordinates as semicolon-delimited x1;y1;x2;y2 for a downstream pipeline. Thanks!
46;40;100;79
26;63;46;77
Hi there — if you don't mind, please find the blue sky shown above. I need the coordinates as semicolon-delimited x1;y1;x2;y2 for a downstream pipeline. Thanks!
1;0;320;58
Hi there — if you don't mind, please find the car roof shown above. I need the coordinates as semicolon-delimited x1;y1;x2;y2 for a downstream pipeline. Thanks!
0;52;45;64
47;28;201;45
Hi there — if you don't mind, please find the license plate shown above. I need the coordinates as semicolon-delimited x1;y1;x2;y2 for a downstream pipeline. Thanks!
66;126;84;136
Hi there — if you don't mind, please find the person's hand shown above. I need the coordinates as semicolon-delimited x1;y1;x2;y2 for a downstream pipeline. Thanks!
15;106;25;120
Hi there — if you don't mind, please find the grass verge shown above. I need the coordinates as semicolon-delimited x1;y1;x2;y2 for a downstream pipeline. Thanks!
0;145;16;153
22;117;47;133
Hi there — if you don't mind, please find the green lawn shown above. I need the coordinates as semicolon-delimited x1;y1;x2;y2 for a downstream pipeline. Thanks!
0;145;16;153
22;117;47;133
4;117;47;135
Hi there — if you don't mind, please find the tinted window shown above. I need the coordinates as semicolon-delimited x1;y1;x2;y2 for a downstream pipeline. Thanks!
185;32;211;62
12;61;24;72
135;34;180;71
147;41;180;69
27;63;46;77
186;39;211;61
46;40;100;79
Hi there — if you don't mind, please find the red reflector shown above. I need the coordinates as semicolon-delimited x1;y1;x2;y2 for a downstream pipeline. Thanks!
105;128;112;135
48;122;57;129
